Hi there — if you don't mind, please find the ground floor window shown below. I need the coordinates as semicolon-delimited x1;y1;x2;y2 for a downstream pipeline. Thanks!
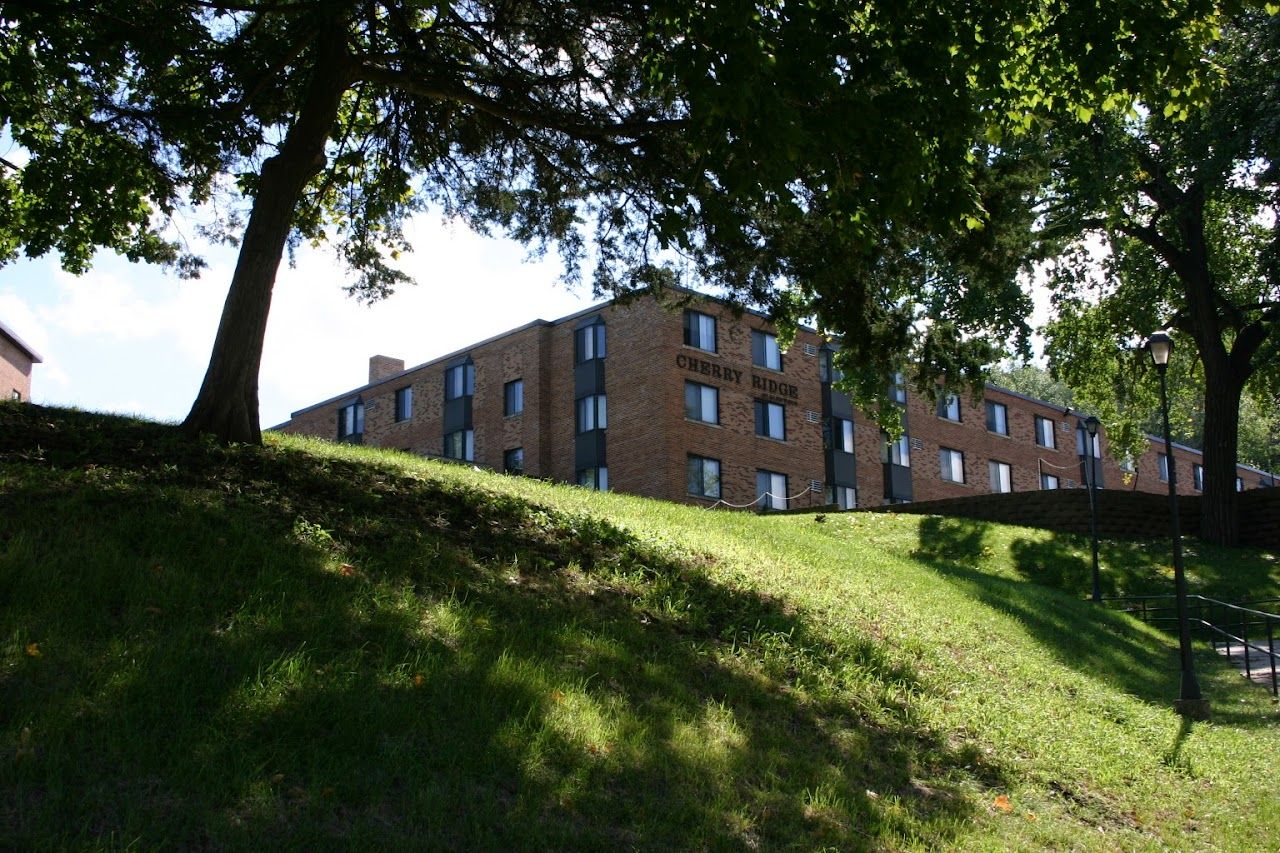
444;429;474;462
989;460;1012;493
1040;473;1059;490
504;447;524;475
687;455;722;499
577;467;609;491
756;470;788;510
827;485;856;510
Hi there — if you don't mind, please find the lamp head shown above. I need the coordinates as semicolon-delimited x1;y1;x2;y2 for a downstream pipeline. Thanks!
1147;331;1173;369
1084;415;1100;437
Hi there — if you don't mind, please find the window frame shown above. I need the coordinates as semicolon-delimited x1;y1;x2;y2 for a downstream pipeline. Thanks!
1034;415;1056;449
394;386;413;422
686;455;722;499
683;310;717;353
577;467;609;491
337;399;365;439
989;460;1013;493
575;321;606;363
443;428;475;462
939;447;965;483
751;329;783;371
756;470;788;511
576;394;608;433
503;379;524;417
444;362;475;401
832;417;854;454
985;400;1009;436
883;433;911;467
753;399;786;440
684;381;720;424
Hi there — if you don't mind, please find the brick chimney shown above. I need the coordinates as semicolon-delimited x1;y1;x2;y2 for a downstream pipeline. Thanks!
369;355;405;384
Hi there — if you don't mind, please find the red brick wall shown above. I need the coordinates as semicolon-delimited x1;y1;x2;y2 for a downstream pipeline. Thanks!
275;291;1275;511
0;334;34;402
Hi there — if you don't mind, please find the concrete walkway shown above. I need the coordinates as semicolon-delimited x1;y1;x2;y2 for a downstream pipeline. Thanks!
1213;636;1279;692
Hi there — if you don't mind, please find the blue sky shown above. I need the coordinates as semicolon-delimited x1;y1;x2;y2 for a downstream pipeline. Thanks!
0;216;599;428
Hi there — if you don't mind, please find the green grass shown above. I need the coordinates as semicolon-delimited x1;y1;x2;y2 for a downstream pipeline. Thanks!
1;403;1277;850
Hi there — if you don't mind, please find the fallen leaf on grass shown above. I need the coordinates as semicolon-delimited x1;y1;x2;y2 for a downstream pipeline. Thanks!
24;643;41;658
993;794;1013;813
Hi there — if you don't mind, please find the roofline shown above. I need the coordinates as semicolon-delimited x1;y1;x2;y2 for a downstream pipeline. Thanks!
0;320;42;364
281;294;623;422
268;291;1280;482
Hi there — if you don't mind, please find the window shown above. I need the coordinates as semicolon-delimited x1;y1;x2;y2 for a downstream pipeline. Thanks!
1040;473;1060;490
576;394;607;433
985;400;1009;436
1158;453;1170;482
337;400;364;440
504;447;524;474
890;371;907;404
832;418;854;454
444;429;474;462
820;351;844;383
754;400;786;440
683;310;717;353
1076;429;1101;457
1236;476;1245;492
883;434;911;467
10;390;20;401
1193;463;1204;491
756;470;788;510
940;448;965;483
828;485;857;510
575;320;606;362
395;386;413;422
445;362;474;400
1119;456;1136;473
687;455;722;499
504;379;524;416
1035;415;1056;449
989;461;1013;493
751;330;782;370
684;382;719;424
938;394;961;422
577;467;609;491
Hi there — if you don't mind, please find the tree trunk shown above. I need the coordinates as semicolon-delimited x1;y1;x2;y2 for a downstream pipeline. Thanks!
1199;374;1244;545
182;28;351;444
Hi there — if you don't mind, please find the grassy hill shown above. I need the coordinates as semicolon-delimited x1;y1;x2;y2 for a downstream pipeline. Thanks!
1;403;1277;850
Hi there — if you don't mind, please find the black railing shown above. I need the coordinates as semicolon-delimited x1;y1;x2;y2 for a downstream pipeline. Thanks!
1107;594;1279;697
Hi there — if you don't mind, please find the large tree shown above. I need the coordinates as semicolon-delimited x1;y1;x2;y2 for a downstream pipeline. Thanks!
1043;12;1279;545
0;0;1234;443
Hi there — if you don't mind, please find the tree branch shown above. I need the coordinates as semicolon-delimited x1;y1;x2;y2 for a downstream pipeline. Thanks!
355;64;684;142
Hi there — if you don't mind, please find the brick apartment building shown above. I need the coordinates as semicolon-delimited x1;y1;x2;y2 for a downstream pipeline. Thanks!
0;320;41;403
276;292;1275;509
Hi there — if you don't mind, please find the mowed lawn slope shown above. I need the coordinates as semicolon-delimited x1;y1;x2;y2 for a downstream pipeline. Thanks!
1;404;1277;850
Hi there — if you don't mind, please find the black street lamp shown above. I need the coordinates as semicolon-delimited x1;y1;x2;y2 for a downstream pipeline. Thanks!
1145;331;1210;720
1081;414;1102;603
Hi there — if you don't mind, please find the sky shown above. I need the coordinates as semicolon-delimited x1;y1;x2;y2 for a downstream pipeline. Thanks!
0;216;601;428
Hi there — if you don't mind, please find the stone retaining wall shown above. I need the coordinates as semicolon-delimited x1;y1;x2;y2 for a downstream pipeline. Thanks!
858;488;1280;550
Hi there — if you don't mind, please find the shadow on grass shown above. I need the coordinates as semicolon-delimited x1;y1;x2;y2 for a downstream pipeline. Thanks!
0;406;1006;849
909;516;1270;726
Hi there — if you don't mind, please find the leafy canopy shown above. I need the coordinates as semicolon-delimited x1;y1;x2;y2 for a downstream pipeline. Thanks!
0;0;1247;432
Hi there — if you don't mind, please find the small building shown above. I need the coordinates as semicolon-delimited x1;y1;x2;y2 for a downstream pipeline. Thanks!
275;291;1272;508
0;320;41;403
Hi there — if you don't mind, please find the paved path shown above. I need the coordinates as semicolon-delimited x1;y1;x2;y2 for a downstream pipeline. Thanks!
1213;636;1279;692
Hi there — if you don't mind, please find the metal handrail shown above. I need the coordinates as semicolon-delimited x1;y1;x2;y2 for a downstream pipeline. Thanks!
1106;594;1279;697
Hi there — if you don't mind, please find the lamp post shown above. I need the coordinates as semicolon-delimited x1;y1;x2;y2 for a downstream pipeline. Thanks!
1081;415;1102;602
1146;331;1210;720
